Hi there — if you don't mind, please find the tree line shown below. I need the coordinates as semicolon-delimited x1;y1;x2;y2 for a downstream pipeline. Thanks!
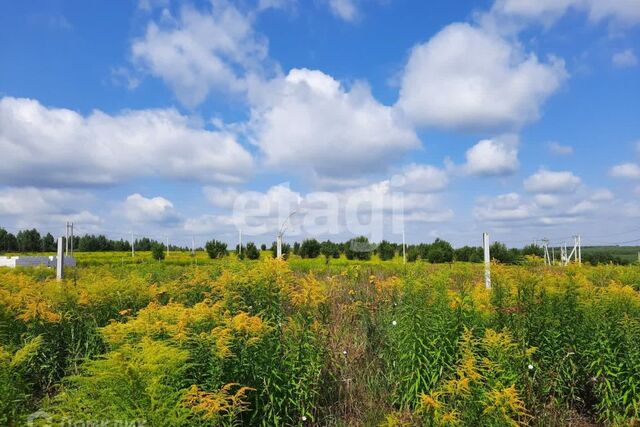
1;227;633;265
0;228;189;254
201;236;551;265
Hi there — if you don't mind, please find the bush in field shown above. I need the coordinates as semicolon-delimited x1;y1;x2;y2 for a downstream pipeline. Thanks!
205;239;228;259
521;243;544;258
345;236;373;260
320;240;340;264
151;242;166;260
377;240;395;261
490;242;521;264
270;241;291;259
299;239;321;259
245;242;260;260
406;246;419;262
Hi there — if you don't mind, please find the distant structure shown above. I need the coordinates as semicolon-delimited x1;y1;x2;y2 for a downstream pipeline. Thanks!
0;255;76;269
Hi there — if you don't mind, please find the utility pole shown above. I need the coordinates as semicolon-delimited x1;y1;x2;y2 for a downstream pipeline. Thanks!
542;239;550;265
483;232;491;289
65;222;69;256
577;235;581;265
70;223;74;255
238;229;242;258
277;209;298;259
131;232;135;257
192;236;195;255
552;246;555;265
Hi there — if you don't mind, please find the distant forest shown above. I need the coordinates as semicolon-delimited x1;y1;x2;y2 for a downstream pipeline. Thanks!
1;227;638;266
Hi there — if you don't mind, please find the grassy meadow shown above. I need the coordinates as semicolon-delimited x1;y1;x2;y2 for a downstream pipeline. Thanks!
1;252;640;426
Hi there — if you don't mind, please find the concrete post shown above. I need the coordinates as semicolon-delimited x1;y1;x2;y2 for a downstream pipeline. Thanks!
483;232;491;289
276;235;282;259
56;237;64;281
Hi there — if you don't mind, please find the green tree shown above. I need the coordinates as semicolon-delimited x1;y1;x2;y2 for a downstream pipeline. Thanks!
0;228;17;253
522;243;543;257
345;236;373;261
151;242;165;260
406;246;419;262
426;238;454;263
245;242;260;260
41;233;56;252
320;240;340;264
16;229;41;252
205;239;228;259
299;239;321;258
490;242;520;264
455;246;483;263
377;240;396;261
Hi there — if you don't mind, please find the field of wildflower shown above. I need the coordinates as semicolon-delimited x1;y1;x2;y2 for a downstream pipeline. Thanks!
1;253;640;426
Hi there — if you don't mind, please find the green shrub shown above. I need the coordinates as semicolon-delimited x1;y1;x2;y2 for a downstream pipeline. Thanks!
205;239;228;259
151;242;166;260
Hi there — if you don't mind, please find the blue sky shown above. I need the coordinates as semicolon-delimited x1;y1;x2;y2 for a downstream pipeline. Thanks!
1;0;639;248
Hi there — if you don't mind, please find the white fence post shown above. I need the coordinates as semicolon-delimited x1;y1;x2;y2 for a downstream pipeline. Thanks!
483;232;491;289
56;237;64;281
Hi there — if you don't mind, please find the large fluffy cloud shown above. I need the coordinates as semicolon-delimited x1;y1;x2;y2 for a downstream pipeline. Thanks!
132;1;270;107
0;97;253;186
248;69;420;179
396;23;567;131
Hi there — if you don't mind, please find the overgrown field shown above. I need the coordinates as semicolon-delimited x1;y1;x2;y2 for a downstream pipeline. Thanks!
1;255;639;426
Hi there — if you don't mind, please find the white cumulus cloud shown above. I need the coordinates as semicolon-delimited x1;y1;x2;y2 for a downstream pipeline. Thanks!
523;169;582;193
396;23;567;131
122;193;180;224
394;164;449;193
132;2;270;107
0;96;254;186
248;68;419;179
610;162;640;179
463;136;520;176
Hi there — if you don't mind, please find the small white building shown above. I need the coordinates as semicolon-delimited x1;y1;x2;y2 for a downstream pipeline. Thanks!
0;256;76;268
